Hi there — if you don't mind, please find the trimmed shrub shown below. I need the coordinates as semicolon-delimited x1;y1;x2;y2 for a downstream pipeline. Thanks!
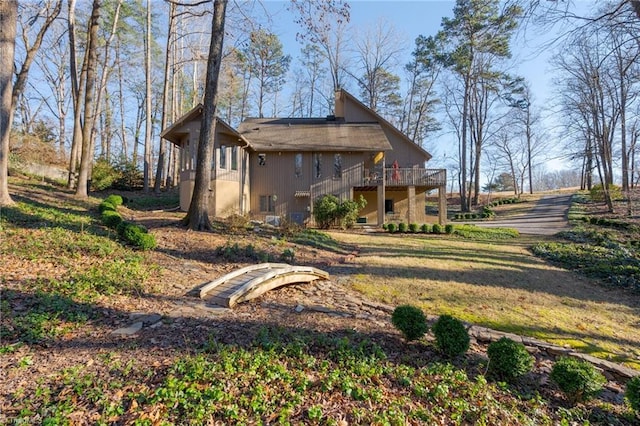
117;221;156;250
408;223;419;233
382;223;388;231
626;376;640;413
432;314;469;358
444;224;454;234
313;194;367;229
387;223;396;233
130;232;157;250
313;194;340;229
91;159;120;191
590;183;623;202
101;210;123;228
391;305;428;342
98;201;116;213
432;224;442;234
550;357;606;403
398;222;408;233
104;194;124;206
420;223;431;233
487;337;534;382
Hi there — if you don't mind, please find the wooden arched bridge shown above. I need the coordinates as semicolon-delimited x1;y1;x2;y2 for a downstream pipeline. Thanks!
199;263;329;308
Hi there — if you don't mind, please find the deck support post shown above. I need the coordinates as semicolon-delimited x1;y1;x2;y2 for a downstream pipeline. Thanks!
438;172;447;225
407;186;416;224
377;184;385;226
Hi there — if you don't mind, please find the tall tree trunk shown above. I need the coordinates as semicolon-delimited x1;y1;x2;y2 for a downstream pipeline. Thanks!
459;73;470;212
0;0;18;206
75;0;101;199
183;0;228;231
143;0;152;192
155;2;175;194
93;0;121;159
116;39;127;159
67;0;84;188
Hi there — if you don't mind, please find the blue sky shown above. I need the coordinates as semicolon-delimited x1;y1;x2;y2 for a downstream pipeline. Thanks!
257;0;563;168
260;0;558;105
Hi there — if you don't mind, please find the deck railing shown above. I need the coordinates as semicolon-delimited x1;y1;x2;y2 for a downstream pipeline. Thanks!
310;167;446;201
378;168;446;187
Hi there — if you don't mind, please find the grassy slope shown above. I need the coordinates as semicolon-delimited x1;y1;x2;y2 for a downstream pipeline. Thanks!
1;179;638;424
331;231;640;370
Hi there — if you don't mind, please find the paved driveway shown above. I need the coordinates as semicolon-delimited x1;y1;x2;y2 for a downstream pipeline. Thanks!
466;194;573;236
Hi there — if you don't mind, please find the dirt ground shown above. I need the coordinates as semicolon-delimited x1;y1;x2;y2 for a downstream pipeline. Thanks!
1;182;637;422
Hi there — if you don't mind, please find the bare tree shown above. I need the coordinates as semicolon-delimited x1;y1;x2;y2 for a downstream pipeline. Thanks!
34;19;70;156
351;18;404;113
183;0;228;231
154;1;177;194
0;0;18;206
12;1;62;116
75;0;101;199
289;0;351;91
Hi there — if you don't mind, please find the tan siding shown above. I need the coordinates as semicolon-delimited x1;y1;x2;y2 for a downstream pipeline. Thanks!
354;190;378;224
214;180;241;216
383;130;429;168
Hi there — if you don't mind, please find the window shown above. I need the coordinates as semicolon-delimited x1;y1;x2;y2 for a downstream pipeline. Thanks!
219;145;227;169
333;153;342;178
258;153;266;166
294;153;302;178
385;199;394;213
259;195;275;212
231;146;238;170
313;153;322;178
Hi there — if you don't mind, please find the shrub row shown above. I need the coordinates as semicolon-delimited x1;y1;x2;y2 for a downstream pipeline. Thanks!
384;223;454;234
454;198;520;220
389;304;640;409
98;196;156;250
391;306;469;358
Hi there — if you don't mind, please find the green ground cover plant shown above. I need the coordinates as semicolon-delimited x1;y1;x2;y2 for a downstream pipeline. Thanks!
4;331;568;425
532;227;640;291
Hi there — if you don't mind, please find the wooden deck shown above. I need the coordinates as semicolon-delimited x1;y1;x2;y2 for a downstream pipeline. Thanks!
199;263;330;308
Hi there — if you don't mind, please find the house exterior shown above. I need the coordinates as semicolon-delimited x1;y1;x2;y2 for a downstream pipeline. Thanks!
161;89;447;226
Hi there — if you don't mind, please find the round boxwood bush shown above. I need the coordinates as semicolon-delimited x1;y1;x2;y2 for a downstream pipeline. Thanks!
129;232;157;250
432;224;442;234
408;223;419;233
487;337;534;382
444;224;454;234
116;221;156;250
391;305;428;342
432;314;469;358
101;210;123;228
420;223;431;233
98;201;116;213
550;357;606;403
104;194;124;206
626;376;640;413
398;222;408;233
387;223;396;233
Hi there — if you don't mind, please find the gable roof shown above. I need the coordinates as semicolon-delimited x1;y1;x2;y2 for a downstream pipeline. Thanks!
160;104;248;146
238;117;392;152
336;89;432;162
